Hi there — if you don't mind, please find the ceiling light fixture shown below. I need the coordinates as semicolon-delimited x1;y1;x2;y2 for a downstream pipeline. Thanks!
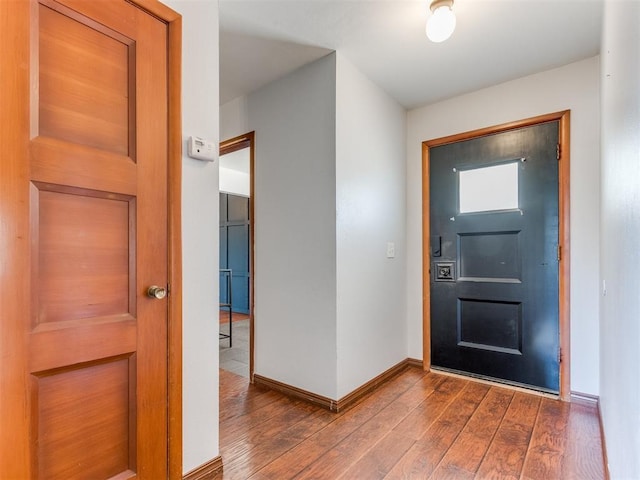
426;0;456;43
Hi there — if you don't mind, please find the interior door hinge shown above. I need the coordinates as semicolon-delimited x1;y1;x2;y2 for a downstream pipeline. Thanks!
558;347;562;363
557;244;562;262
556;144;561;160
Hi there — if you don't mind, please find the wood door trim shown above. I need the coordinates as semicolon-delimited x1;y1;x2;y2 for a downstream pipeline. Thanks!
129;1;183;474
165;8;183;479
0;0;31;476
421;110;571;400
220;136;251;156
557;112;571;401
220;132;255;381
130;0;182;21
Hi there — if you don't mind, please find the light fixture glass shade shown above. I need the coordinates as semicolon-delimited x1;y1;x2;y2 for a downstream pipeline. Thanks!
426;4;456;43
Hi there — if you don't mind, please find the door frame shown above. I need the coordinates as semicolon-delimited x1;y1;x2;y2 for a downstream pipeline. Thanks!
0;1;183;477
219;131;256;381
159;1;183;476
421;111;571;400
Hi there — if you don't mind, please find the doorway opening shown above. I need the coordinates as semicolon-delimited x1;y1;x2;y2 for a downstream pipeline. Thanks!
422;111;571;400
219;132;255;380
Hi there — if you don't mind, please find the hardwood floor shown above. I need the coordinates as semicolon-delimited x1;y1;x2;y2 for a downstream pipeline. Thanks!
216;367;605;479
220;310;250;324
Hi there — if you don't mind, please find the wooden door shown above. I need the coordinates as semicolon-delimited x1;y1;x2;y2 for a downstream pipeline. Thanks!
429;122;560;393
0;0;177;478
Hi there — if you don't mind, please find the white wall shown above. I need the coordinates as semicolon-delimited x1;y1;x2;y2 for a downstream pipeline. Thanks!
600;1;640;477
220;97;251;197
335;54;407;397
164;0;220;474
220;53;409;400
220;95;249;142
248;54;339;398
219;167;250;197
220;148;250;197
406;56;601;395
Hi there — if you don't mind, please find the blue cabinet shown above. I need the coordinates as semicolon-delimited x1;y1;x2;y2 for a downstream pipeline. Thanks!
219;193;250;314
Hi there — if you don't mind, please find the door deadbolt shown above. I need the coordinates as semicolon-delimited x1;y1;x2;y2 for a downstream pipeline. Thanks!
147;286;167;299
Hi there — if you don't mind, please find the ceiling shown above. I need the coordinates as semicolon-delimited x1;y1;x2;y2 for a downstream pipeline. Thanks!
219;0;603;110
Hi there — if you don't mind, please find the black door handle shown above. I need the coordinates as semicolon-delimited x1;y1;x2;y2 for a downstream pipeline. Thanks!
431;235;441;257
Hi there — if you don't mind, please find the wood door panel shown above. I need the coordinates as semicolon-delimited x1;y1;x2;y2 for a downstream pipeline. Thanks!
39;7;129;94
34;187;133;324
35;356;134;479
39;4;132;156
31;137;137;196
30;318;136;373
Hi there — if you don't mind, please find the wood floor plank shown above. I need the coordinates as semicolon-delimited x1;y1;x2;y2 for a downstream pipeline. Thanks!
560;402;606;479
294;373;447;479
383;381;490;479
431;465;476;480
219;371;281;423
430;387;514;478
520;397;570;480
220;394;306;446
221;408;335;479
216;369;605;480
336;431;416;480
249;368;424;479
222;399;318;463
392;375;467;440
475;392;541;480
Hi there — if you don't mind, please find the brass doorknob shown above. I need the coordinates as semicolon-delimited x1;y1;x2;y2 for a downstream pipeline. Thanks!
147;286;167;299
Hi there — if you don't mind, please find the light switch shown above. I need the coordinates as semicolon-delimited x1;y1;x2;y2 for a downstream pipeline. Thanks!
386;242;395;258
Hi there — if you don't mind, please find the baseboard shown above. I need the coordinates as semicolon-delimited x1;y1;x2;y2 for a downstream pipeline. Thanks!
406;358;424;369
183;456;223;480
571;391;610;480
253;358;413;413
570;390;599;406
253;374;337;411
335;359;410;411
596;398;611;480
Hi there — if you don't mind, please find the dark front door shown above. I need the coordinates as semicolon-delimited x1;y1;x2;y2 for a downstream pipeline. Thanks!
430;121;560;393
